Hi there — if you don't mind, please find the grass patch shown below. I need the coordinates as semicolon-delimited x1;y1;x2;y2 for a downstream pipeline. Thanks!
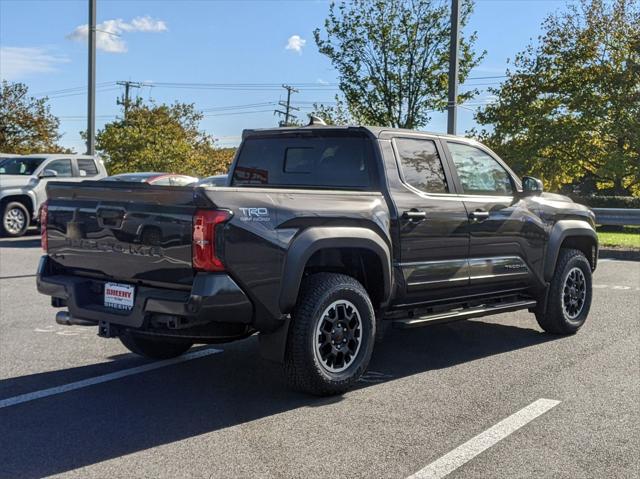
597;227;640;249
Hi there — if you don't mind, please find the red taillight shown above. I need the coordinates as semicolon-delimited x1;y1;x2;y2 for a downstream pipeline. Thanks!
40;201;48;252
192;209;231;271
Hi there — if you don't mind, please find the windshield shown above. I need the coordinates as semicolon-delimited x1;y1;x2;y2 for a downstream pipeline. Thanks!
0;157;44;176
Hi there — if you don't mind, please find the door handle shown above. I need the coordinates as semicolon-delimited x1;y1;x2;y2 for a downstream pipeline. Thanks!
402;210;427;222
469;209;490;222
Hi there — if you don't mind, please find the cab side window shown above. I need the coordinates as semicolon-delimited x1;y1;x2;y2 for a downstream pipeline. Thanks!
395;138;449;194
447;143;513;196
45;159;73;178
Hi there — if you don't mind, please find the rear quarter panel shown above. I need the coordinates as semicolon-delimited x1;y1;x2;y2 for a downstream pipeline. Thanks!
201;187;390;328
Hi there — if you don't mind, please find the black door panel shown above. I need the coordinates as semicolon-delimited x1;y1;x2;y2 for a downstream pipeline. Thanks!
386;136;470;305
468;255;530;284
444;140;547;289
402;258;469;290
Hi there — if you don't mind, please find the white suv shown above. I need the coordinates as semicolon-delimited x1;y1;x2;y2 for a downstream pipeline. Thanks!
0;154;107;237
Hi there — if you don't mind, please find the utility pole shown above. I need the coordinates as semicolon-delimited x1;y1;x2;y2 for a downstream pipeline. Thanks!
86;0;96;155
116;81;143;120
447;0;460;135
274;84;299;126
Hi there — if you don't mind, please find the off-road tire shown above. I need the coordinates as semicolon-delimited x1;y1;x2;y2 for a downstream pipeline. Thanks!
536;248;592;334
119;331;193;359
1;201;30;237
284;273;376;396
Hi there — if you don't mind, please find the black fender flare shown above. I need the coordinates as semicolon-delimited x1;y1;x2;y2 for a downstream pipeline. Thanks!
278;226;392;313
544;220;598;281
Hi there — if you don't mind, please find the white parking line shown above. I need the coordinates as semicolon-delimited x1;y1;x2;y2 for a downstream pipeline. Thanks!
593;284;639;291
598;258;637;263
0;348;222;410
407;398;561;479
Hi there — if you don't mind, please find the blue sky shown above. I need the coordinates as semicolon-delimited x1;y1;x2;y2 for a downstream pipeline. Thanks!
1;0;571;153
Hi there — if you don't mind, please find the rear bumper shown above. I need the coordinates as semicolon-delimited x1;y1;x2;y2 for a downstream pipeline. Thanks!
36;255;254;336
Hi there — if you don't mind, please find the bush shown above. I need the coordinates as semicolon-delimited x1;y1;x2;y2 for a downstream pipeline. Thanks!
570;196;640;209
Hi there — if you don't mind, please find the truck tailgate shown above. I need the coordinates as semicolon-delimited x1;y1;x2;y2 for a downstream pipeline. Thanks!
45;181;211;287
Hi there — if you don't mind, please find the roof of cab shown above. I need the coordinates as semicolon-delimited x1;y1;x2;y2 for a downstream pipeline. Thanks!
241;125;478;144
20;153;98;160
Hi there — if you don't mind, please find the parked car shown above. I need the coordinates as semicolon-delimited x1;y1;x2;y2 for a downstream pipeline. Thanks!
38;126;598;395
101;172;198;186
0;154;106;237
197;174;228;187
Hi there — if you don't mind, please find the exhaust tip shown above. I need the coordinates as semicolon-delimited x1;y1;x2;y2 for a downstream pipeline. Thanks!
55;311;71;326
55;311;97;327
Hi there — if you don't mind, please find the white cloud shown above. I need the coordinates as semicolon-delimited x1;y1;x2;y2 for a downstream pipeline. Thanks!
0;46;69;80
128;16;167;33
66;16;167;53
285;35;306;54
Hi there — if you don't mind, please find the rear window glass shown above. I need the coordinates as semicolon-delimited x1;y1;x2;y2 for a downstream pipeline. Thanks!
77;159;98;177
231;133;373;189
284;148;314;173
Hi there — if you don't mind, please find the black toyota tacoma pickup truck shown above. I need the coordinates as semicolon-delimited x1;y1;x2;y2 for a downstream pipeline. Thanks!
37;125;598;395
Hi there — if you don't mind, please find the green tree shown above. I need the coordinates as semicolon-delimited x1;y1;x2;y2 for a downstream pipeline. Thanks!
95;101;234;177
314;0;484;129
474;0;640;195
309;97;354;126
0;81;68;154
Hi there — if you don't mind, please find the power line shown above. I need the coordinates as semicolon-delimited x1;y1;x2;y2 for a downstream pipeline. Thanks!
44;87;121;100
57;103;282;119
32;82;115;97
200;102;277;112
31;76;506;98
204;109;278;118
151;84;336;92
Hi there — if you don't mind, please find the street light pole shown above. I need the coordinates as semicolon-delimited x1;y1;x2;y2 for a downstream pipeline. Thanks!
86;0;96;155
447;0;460;135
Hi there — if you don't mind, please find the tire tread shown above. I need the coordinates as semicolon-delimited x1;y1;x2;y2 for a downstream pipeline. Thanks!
284;273;375;396
536;248;592;335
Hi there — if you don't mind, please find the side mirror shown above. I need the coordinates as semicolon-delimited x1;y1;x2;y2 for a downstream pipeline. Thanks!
39;169;58;179
521;176;543;196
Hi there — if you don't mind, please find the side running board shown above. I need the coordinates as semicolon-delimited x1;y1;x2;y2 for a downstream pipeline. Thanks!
392;299;537;329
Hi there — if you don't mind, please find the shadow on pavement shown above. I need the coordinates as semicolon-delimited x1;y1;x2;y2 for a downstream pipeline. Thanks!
0;319;557;478
0;230;40;249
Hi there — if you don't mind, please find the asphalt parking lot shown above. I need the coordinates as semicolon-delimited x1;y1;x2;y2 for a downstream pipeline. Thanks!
1;232;638;479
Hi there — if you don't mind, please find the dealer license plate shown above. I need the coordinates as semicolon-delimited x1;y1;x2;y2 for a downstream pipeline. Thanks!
104;282;135;310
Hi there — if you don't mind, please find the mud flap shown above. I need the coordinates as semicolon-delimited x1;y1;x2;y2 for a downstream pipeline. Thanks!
533;283;551;316
258;317;291;363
